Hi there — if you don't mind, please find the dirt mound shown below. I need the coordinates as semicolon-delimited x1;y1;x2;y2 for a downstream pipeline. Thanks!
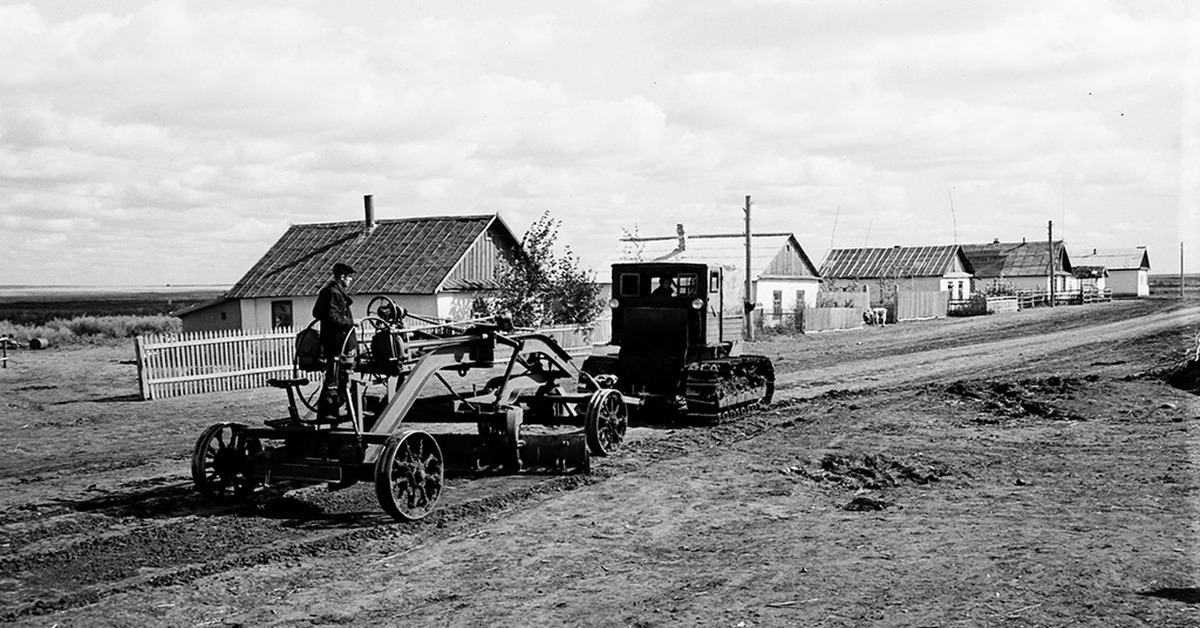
791;452;949;491
1164;359;1200;394
944;376;1093;422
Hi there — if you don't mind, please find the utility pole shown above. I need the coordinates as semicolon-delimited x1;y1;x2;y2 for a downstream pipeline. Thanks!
1048;220;1055;307
744;195;755;341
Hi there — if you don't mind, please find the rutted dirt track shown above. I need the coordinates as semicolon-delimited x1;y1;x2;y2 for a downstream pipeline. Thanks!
1;299;1198;627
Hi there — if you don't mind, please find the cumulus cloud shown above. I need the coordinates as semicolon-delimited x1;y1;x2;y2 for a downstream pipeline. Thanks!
0;0;1194;285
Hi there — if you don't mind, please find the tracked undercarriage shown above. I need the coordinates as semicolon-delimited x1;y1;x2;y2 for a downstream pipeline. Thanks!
681;355;775;419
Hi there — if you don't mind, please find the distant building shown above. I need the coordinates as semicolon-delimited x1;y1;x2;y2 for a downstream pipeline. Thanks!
960;239;1075;295
819;245;975;301
1071;247;1150;297
181;202;521;333
603;225;821;327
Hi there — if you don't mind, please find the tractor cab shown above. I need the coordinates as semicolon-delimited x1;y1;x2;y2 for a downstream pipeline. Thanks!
584;261;771;415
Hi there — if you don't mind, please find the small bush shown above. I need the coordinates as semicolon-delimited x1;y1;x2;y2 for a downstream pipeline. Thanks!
948;294;990;317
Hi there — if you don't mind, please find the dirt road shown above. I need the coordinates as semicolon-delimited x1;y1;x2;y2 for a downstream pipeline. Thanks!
1;299;1197;627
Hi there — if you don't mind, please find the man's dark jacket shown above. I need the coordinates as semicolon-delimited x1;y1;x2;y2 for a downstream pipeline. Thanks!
313;279;354;353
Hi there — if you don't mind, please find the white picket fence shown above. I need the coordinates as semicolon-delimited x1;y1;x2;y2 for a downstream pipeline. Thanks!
134;319;611;401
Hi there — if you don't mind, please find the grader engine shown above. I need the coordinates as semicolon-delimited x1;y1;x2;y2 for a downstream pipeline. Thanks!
582;261;774;420
191;298;627;522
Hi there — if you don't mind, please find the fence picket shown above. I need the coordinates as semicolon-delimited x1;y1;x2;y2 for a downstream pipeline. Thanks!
135;321;609;401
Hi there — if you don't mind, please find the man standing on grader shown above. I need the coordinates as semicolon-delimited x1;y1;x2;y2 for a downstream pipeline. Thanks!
313;262;356;421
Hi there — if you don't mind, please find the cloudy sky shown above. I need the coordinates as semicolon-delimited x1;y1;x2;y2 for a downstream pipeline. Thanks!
1;0;1196;286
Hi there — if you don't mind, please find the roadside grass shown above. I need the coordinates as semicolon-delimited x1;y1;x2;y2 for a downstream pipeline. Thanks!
0;315;180;346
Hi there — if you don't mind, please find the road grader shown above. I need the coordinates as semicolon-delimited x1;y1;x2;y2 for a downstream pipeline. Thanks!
191;297;628;522
581;261;775;421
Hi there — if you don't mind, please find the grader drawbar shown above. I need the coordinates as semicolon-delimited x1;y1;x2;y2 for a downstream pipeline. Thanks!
191;298;629;522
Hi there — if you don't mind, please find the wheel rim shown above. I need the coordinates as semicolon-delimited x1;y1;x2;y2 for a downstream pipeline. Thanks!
586;390;628;456
192;423;260;501
377;431;443;521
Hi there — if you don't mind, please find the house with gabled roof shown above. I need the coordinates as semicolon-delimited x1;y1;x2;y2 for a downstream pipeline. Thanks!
180;199;520;333
1071;247;1150;297
603;225;821;327
960;239;1075;295
820;245;975;301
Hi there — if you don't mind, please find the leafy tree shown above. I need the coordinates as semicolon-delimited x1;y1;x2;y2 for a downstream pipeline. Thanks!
484;211;605;329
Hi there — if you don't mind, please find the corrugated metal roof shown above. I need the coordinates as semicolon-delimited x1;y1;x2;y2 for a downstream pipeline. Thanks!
601;232;819;279
227;215;504;298
1072;248;1150;271
960;241;1072;277
819;245;969;279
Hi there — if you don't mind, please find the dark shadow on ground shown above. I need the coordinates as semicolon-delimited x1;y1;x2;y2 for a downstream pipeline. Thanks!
1138;587;1200;604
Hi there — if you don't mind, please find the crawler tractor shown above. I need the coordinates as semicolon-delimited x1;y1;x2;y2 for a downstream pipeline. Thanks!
191;298;627;522
582;261;774;420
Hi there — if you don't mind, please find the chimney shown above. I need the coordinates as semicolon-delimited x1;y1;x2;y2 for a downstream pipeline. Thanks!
364;195;376;234
676;223;686;252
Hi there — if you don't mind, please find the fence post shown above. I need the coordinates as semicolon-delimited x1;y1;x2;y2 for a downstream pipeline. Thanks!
134;335;153;401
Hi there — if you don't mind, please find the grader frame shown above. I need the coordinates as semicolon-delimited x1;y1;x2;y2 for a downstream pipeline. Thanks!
191;298;628;522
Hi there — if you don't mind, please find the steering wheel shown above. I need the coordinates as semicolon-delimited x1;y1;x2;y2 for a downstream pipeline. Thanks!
367;296;407;327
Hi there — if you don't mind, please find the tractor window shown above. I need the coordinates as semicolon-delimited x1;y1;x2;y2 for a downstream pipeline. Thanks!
618;273;641;297
675;273;698;296
650;275;677;297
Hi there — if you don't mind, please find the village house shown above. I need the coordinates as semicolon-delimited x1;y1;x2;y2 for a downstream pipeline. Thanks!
603;225;821;328
1071;247;1151;297
960;239;1076;295
819;245;976;301
180;199;521;333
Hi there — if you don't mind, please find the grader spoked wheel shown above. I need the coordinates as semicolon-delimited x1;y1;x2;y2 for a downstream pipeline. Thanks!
375;430;444;522
584;389;628;456
191;422;261;502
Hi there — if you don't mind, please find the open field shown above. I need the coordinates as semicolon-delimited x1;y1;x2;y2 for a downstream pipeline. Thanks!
1149;273;1200;297
1;297;1198;627
0;286;227;327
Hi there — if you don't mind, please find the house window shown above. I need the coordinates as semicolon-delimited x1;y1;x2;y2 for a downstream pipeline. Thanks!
709;271;721;293
271;300;293;329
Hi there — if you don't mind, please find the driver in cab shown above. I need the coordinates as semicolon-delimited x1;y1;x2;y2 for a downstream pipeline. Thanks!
652;277;676;297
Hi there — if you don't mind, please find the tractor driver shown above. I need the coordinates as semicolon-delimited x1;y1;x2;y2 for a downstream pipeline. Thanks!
313;262;356;421
652;276;676;297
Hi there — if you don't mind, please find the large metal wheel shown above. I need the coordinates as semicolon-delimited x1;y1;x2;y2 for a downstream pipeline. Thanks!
374;430;444;522
584;389;627;456
191;422;261;501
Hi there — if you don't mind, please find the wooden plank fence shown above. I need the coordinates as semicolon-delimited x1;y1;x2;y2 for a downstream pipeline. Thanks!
135;318;613;401
897;290;950;321
801;307;863;333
